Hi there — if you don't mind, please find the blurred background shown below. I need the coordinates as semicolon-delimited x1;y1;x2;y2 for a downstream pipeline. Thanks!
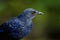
0;0;60;40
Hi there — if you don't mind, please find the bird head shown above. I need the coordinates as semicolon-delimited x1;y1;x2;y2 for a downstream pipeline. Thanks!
23;8;43;19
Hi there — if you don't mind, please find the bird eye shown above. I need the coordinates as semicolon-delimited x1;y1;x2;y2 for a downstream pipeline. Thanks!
31;11;36;14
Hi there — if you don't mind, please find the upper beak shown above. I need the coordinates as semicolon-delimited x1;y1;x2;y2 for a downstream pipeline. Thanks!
38;12;43;15
36;11;43;15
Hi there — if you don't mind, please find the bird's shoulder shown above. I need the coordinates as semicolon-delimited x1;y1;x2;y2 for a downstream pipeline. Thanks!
7;17;24;25
4;17;25;31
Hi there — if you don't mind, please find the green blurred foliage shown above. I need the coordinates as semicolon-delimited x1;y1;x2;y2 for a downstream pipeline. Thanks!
0;0;60;40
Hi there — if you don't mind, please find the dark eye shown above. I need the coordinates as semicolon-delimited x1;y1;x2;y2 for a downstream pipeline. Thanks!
31;11;36;14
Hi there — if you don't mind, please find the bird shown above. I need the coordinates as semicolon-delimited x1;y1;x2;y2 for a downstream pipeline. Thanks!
0;8;43;40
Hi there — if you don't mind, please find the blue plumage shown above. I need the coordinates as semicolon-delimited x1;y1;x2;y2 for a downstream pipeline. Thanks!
0;8;43;40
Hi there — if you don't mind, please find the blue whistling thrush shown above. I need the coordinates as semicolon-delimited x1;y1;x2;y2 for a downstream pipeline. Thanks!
0;8;43;40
